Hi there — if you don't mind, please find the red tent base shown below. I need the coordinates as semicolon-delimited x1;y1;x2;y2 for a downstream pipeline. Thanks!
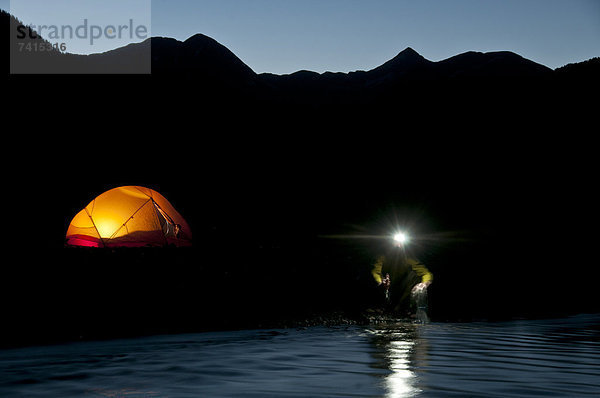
66;235;103;248
66;234;192;248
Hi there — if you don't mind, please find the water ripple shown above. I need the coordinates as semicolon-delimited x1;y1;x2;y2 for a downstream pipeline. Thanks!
0;315;598;397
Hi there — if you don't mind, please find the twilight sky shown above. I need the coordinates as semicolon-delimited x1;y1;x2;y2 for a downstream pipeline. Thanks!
151;0;600;73
3;0;599;74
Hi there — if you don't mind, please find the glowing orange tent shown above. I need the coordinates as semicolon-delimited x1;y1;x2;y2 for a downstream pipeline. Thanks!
66;186;192;248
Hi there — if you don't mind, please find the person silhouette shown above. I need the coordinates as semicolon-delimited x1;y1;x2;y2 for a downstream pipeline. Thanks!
371;248;432;314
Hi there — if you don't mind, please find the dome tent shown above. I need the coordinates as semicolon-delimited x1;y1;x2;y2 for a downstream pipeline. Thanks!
66;186;192;248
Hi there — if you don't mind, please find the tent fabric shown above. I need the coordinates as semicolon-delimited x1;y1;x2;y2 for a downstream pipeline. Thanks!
66;186;192;248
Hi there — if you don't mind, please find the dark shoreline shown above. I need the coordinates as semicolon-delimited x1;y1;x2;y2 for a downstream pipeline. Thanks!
4;304;597;350
2;244;598;349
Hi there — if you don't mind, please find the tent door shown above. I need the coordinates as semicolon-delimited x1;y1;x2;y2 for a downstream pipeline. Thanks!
153;201;179;239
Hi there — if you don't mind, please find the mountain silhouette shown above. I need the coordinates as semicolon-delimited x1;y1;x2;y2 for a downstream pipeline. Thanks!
152;34;256;84
435;50;552;78
5;8;595;100
369;47;432;79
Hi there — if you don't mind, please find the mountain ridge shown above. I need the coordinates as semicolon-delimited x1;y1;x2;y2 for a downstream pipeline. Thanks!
3;9;598;106
3;9;588;78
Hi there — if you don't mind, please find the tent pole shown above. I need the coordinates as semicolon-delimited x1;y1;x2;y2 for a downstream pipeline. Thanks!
108;199;153;241
85;207;106;248
151;199;170;247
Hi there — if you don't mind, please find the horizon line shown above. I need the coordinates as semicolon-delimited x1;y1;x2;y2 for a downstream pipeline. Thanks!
4;8;596;74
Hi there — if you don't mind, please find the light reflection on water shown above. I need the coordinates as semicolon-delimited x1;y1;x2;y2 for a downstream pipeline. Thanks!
386;339;417;396
1;314;599;397
369;314;600;397
366;325;422;397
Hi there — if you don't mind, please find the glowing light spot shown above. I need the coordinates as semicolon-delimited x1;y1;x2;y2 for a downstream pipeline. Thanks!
94;217;121;238
394;232;408;244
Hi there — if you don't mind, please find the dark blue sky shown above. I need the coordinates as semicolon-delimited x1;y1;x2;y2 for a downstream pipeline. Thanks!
4;0;599;74
150;0;600;73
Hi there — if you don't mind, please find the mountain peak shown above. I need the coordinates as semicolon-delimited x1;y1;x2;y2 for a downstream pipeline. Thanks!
392;47;427;63
398;47;420;57
183;33;227;52
146;32;257;78
371;46;430;76
184;33;218;45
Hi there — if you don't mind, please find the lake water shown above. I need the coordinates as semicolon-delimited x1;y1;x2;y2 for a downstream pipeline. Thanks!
1;314;599;397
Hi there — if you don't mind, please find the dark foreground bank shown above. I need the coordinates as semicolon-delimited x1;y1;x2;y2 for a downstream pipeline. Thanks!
1;245;407;348
2;242;598;348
